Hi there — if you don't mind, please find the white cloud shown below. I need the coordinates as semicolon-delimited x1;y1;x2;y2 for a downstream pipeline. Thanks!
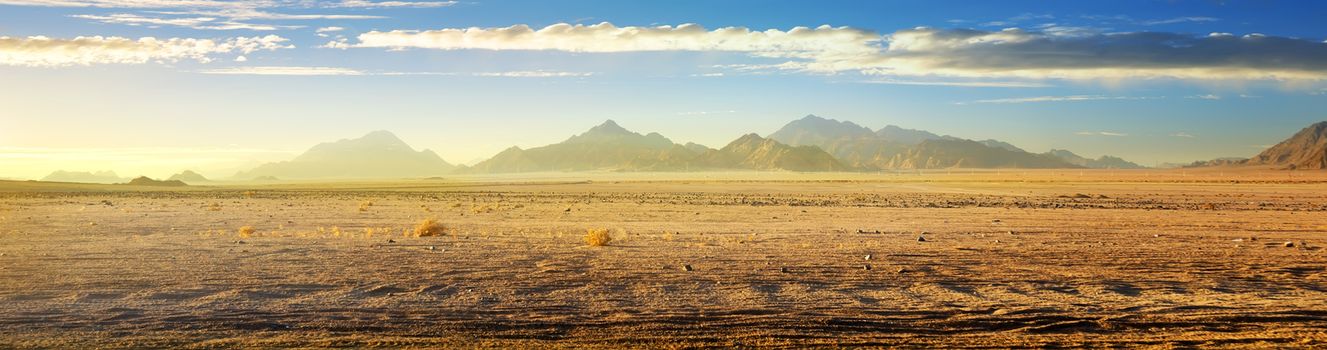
0;34;290;67
233;55;247;62
1076;131;1129;137
859;78;1051;88
198;66;364;75
335;22;1327;83
338;22;883;70
1187;94;1221;100
192;67;592;77
70;13;302;30
316;26;345;33
1170;132;1196;138
958;95;1155;104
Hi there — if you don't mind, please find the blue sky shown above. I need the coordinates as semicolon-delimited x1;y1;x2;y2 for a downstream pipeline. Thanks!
1;0;1325;178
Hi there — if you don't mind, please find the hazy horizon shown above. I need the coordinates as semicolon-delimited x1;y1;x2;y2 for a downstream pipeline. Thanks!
4;0;1327;179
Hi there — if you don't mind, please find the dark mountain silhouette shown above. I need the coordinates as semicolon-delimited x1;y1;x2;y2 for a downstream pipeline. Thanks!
1244;121;1327;169
697;134;854;172
235;130;453;179
41;170;126;184
884;139;1079;169
124;176;187;187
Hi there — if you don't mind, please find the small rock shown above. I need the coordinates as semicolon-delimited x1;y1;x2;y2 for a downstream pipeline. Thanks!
387;239;396;243
864;254;872;261
564;207;572;212
427;246;436;251
917;236;927;242
1008;230;1016;235
896;268;908;274
235;240;246;244
991;219;1001;223
682;264;693;272
1284;241;1295;248
780;267;789;273
1153;234;1161;238
863;264;872;271
1232;238;1244;242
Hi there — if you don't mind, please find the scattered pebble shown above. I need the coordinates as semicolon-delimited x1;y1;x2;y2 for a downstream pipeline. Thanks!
991;219;1001;223
1284;241;1295;248
427;246;436;251
864;254;872;261
896;267;908;274
780;267;789;273
862;264;872;271
387;239;396;243
682;264;693;272
917;236;927;242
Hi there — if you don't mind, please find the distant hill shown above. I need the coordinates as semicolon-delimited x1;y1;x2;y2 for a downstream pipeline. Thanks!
697;134;854;172
468;120;850;173
876;124;948;145
1045;149;1146;169
979;139;1026;153
884;139;1079;169
41;170;126;184
768;115;1087;169
767;114;876;147
235;131;454;179
125;176;188;187
468;120;699;172
767;115;913;168
1244;121;1327;169
167;170;210;184
1184;157;1250;168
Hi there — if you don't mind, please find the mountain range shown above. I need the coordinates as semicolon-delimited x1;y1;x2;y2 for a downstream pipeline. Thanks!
41;170;126;184
35;117;1324;183
234;130;454;179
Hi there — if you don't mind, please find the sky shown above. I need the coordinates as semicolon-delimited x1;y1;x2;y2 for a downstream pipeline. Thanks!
2;0;1326;179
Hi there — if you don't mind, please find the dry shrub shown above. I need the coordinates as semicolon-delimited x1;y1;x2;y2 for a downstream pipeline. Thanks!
414;218;448;237
237;226;255;238
585;228;613;247
358;201;373;212
206;202;222;211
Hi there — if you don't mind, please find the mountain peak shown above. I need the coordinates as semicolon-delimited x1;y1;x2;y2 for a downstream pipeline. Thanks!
358;130;407;145
1246;120;1327;169
768;115;873;148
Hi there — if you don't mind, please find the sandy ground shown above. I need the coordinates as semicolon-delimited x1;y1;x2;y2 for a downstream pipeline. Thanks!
2;170;1326;348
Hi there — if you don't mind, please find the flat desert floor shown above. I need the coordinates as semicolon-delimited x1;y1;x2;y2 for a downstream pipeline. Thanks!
2;169;1326;348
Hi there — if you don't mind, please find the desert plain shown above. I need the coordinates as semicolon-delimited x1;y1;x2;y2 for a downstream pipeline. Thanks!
2;168;1326;348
